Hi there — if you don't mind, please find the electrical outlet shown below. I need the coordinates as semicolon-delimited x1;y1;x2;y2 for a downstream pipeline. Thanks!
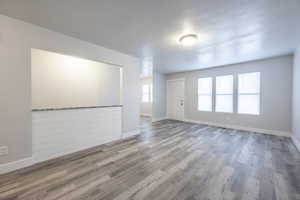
0;146;8;156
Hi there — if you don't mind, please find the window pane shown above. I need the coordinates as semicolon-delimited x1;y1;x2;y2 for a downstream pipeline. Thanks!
238;72;260;94
238;95;260;115
150;84;153;102
143;94;150;102
216;75;233;94
216;75;233;113
198;77;213;112
238;72;260;115
198;95;212;111
143;84;149;94
216;95;233;113
198;77;212;94
142;84;150;102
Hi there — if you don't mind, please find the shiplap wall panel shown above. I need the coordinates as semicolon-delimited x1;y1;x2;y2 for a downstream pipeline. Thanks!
32;107;122;163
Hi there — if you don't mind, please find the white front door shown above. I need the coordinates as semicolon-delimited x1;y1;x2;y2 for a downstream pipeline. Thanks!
167;79;185;121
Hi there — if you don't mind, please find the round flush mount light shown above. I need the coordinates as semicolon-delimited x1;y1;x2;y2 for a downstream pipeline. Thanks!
179;34;198;46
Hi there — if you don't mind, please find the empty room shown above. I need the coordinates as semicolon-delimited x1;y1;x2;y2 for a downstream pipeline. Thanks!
0;1;300;199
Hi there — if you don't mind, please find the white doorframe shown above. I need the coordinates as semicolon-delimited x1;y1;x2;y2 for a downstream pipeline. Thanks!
167;79;185;121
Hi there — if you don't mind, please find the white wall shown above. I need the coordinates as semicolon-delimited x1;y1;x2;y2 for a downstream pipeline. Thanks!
293;46;300;143
167;55;293;135
0;14;140;165
140;77;152;117
153;72;167;121
31;48;122;109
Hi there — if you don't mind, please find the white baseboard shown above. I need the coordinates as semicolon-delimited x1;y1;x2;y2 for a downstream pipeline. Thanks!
1;122;292;175
152;117;168;122
292;136;300;152
185;119;291;137
0;157;34;175
0;130;141;175
122;129;140;139
141;113;152;117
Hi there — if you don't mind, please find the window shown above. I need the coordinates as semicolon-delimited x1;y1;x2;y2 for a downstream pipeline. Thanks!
142;84;152;102
216;75;233;113
150;84;153;102
198;77;213;111
238;72;260;115
142;84;150;102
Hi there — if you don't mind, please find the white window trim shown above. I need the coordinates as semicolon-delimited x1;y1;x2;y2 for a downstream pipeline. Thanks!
215;75;234;113
197;77;213;112
142;84;151;103
195;72;261;116
237;72;261;115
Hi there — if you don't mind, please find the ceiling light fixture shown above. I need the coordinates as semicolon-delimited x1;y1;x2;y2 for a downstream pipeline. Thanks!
179;34;198;46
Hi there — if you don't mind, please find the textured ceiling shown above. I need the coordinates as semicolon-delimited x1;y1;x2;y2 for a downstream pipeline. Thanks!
0;0;300;73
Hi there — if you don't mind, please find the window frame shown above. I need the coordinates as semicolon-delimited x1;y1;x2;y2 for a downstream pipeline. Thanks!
215;75;234;113
142;84;151;103
237;72;261;115
197;77;213;112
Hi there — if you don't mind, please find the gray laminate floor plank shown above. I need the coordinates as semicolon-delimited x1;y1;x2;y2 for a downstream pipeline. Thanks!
0;118;299;200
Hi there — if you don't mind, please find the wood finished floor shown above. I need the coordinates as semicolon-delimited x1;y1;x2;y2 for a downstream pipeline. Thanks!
1;118;300;200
